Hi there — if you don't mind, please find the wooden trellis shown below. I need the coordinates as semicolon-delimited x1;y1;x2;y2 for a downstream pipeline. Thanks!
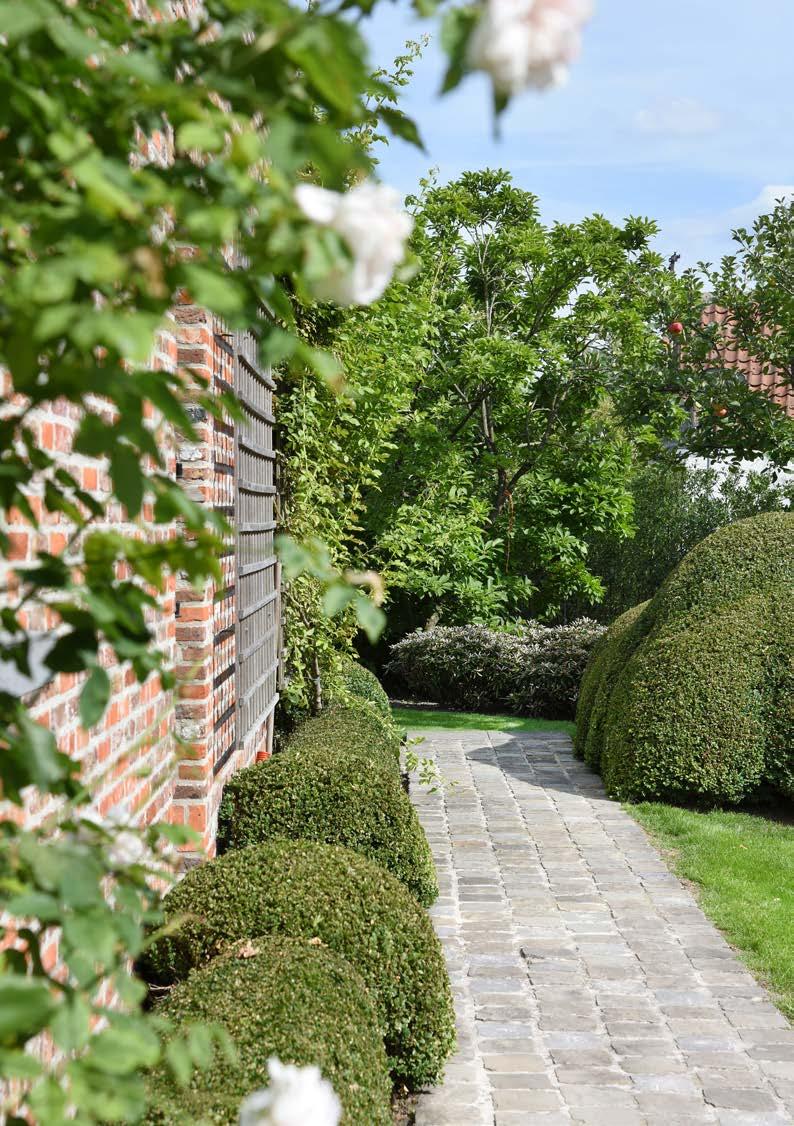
233;329;280;751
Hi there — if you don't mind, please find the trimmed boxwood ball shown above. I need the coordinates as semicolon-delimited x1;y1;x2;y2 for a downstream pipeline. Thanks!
335;654;392;719
577;512;794;804
296;698;401;768
217;706;438;906
145;938;391;1126
142;839;456;1088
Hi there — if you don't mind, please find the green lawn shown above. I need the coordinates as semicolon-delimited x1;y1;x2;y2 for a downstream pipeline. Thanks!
629;802;794;1021
392;706;575;737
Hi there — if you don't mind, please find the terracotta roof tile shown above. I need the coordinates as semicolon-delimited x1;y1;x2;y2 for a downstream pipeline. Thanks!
702;304;794;417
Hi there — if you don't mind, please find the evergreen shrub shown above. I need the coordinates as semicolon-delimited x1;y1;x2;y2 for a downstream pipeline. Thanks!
217;706;437;905
576;512;794;803
143;839;455;1087
145;938;391;1125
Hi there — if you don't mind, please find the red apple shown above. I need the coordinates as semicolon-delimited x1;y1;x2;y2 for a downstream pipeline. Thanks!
713;404;728;418
667;321;684;335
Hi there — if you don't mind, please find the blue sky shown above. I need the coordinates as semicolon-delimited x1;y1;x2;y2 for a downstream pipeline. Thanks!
363;0;794;269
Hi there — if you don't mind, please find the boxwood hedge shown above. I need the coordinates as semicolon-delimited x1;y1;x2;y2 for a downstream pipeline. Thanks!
142;839;456;1087
145;938;391;1125
217;706;438;906
576;512;794;804
334;655;392;719
287;698;401;767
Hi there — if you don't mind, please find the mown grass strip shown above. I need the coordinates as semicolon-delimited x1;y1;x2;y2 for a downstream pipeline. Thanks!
393;706;575;737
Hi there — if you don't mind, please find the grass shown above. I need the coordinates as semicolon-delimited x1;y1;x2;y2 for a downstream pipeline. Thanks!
392;706;575;737
629;802;794;1022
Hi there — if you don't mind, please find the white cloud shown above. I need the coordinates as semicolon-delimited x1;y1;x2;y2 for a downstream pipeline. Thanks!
661;184;794;268
634;96;721;137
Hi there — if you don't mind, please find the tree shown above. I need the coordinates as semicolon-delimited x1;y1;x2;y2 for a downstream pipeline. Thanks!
355;170;793;630
564;463;793;624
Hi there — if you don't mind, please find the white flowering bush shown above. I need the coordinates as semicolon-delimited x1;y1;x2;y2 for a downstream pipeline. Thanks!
467;0;594;95
295;182;413;306
386;619;604;718
239;1059;341;1126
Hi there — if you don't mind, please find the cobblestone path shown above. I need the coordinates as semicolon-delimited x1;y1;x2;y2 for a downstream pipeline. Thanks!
409;727;794;1126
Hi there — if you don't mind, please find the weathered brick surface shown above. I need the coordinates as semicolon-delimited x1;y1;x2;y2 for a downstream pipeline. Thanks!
3;308;276;859
410;729;793;1125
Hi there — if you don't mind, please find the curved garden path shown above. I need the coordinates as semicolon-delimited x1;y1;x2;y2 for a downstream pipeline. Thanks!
409;726;794;1126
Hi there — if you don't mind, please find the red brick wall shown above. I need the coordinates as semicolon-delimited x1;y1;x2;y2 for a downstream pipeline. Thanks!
3;307;277;859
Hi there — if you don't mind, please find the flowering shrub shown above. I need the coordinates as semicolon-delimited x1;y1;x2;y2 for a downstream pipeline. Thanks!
238;1059;341;1126
386;619;604;718
468;0;593;95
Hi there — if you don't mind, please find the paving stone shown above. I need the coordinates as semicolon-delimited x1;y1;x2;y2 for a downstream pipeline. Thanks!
409;729;788;1126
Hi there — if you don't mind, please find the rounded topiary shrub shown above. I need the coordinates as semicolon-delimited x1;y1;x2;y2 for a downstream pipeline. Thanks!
145;938;391;1126
574;601;650;770
577;512;794;804
143;840;456;1088
217;707;438;906
334;655;392;719
293;698;401;767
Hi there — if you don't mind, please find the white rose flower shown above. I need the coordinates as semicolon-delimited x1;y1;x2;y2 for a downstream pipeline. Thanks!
468;0;593;95
295;180;412;306
238;1059;341;1126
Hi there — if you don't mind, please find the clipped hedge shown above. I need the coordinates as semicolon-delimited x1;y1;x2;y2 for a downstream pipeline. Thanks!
386;619;604;719
334;654;392;718
143;839;456;1088
145;938;391;1126
576;512;794;804
574;602;649;770
289;697;401;768
217;706;438;906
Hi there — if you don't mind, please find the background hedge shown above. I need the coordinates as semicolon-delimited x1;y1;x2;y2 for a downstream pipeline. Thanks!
332;655;392;718
386;620;604;719
143;839;455;1088
576;512;794;804
217;706;438;905
145;938;391;1125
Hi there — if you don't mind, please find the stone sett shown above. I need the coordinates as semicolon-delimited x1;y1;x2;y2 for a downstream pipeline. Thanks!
410;729;790;1125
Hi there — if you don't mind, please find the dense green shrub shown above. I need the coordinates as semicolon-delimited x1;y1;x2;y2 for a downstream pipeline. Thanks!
334;655;392;718
386;619;604;718
574;602;650;770
143;839;455;1087
577;512;794;803
145;938;391;1125
217;706;438;905
291;699;400;766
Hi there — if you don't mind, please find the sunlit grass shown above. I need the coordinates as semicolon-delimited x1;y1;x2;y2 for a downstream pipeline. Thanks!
629;802;794;1022
392;705;575;737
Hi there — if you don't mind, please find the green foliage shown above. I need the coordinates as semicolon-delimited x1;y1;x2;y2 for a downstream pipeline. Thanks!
709;196;794;454
0;811;212;1123
0;2;493;1117
574;602;650;770
332;655;392;718
577;512;794;803
387;620;604;719
217;705;438;904
567;463;793;623
349;169;793;630
145;939;392;1125
143;839;456;1088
